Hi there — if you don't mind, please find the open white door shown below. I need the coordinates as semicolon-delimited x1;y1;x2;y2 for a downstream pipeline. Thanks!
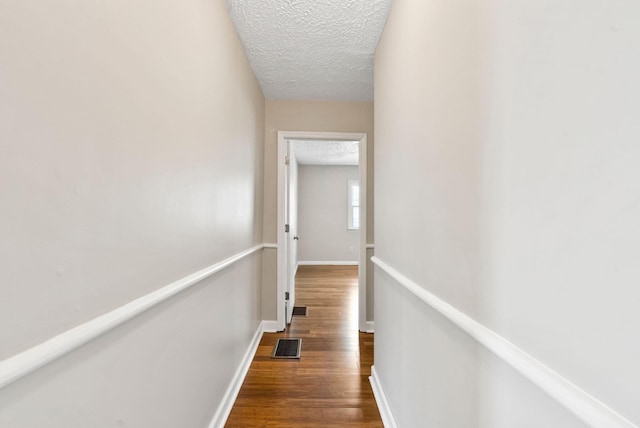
283;141;291;324
283;141;297;325
286;144;300;325
278;140;298;330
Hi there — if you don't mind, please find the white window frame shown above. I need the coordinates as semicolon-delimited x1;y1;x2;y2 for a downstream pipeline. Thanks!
348;179;360;230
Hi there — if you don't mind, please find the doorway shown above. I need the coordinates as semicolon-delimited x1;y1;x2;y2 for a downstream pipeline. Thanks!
276;131;368;332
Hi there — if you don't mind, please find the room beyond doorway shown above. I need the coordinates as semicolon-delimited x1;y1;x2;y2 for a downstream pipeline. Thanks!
276;131;369;332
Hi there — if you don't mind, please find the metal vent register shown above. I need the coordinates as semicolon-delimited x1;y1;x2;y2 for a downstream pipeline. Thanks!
271;338;302;359
292;306;307;316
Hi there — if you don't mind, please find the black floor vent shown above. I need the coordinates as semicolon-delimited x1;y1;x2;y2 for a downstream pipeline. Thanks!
271;338;302;359
292;306;307;316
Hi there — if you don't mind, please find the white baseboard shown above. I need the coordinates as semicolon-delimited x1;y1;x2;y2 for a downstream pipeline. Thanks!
208;321;265;428
369;366;398;428
362;321;374;333
297;261;358;266
261;320;281;333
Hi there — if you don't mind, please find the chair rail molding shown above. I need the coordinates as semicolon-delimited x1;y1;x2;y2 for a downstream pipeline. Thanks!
0;244;267;390
371;256;638;428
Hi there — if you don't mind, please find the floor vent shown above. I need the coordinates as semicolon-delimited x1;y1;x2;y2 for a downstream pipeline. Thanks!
271;338;302;359
292;306;307;316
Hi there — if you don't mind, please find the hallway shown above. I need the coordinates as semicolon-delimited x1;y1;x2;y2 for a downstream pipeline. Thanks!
226;265;382;427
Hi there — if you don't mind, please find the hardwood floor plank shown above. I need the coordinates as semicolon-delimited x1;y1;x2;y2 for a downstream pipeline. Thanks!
225;265;382;427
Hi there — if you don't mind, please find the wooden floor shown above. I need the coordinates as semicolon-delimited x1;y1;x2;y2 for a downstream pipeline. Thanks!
225;265;382;427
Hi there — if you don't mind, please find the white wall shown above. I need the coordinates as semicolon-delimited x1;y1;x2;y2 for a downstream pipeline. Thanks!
297;165;359;263
374;0;640;426
0;1;265;426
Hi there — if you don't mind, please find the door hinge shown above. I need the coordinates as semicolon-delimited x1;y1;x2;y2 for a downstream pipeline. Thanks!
285;224;289;233
285;156;290;165
285;292;290;301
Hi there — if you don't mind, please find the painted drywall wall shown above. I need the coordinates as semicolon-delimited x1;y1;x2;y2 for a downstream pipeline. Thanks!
262;100;375;321
297;165;359;262
374;0;639;426
0;1;264;426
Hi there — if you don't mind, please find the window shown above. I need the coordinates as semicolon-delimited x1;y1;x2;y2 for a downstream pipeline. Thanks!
348;179;360;230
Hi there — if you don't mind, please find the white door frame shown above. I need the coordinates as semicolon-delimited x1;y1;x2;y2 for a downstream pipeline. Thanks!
277;131;368;332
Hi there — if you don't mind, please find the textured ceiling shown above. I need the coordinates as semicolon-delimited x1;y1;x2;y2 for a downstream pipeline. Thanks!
291;140;359;165
225;0;393;101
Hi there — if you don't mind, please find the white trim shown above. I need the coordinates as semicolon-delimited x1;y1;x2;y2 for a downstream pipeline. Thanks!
358;134;368;333
277;131;368;332
208;321;264;428
261;320;281;333
263;243;278;249
297;261;359;266
0;245;265;390
369;365;398;428
277;134;287;331
371;256;638;428
364;321;375;333
366;244;375;250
